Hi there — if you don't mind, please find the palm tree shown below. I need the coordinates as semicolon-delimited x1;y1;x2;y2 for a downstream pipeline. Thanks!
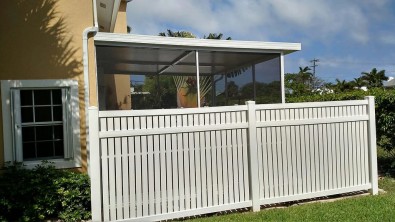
204;33;231;40
334;79;354;92
159;29;196;38
352;77;365;88
298;66;313;86
361;68;388;88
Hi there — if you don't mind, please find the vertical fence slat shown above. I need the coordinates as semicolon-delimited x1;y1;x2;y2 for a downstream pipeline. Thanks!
227;129;234;203
128;137;136;218
237;128;245;201
189;122;197;209
194;117;202;209
318;108;324;192
101;138;110;221
296;109;303;195
121;137;129;219
284;109;292;195
281;109;289;197
211;129;219;206
275;110;283;197
178;132;185;211
232;128;240;203
303;108;311;194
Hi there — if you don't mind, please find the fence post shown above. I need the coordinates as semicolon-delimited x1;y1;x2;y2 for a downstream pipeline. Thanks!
89;106;102;221
246;101;260;211
365;96;378;195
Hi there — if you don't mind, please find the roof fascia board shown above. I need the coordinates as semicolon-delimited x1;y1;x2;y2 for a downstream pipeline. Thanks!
94;33;301;54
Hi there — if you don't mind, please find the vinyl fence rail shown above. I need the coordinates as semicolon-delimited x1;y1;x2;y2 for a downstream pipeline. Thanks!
89;96;378;221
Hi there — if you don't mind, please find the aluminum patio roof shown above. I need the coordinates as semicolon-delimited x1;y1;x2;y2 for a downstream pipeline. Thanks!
94;33;301;75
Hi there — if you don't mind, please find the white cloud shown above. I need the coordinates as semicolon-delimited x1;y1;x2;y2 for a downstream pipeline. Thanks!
380;35;395;45
126;0;390;43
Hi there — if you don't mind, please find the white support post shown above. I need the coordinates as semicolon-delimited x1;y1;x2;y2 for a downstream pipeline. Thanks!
366;96;378;195
280;52;285;104
246;101;260;211
89;106;102;221
196;50;201;108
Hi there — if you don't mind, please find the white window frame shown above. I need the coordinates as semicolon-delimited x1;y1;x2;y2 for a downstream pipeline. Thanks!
1;79;81;169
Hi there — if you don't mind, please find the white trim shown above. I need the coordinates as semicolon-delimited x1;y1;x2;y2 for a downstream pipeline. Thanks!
280;52;285;103
1;79;81;169
94;33;301;54
196;50;201;108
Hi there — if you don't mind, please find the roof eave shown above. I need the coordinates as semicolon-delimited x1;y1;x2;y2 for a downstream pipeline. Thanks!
94;32;302;54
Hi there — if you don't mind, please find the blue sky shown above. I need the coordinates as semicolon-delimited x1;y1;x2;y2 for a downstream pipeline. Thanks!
126;0;395;83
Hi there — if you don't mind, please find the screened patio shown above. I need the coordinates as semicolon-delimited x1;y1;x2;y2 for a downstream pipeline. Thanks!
88;34;379;222
94;33;301;110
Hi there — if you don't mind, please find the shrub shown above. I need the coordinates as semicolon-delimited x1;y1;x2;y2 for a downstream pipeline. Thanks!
287;88;395;151
287;88;395;173
0;162;91;222
377;147;395;175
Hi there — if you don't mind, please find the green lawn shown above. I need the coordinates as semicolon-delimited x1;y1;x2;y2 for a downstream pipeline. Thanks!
187;177;395;222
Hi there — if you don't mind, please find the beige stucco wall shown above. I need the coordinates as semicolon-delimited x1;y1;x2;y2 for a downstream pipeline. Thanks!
0;0;95;171
97;1;132;110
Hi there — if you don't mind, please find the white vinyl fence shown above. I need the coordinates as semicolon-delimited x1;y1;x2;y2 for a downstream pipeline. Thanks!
89;96;378;221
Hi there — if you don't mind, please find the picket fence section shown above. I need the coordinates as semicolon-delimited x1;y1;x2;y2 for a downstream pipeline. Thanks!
89;97;378;221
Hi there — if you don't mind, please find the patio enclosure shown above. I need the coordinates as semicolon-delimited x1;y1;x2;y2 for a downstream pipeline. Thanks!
89;97;378;221
94;33;300;110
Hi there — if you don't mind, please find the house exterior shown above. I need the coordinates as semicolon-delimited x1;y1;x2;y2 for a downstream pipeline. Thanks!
0;0;302;172
1;1;380;221
0;0;131;171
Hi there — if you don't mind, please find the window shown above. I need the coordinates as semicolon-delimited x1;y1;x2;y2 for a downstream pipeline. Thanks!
1;80;80;168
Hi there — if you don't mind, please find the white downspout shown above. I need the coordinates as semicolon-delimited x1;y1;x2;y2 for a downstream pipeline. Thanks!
83;27;98;176
84;0;99;175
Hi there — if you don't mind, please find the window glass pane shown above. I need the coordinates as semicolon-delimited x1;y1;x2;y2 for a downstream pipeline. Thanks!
54;141;64;156
54;125;63;140
36;141;54;158
129;74;178;110
21;107;33;123
254;56;281;104
52;89;62;105
53;106;62;121
22;127;35;142
23;142;36;159
34;90;51;105
35;107;52;122
36;125;53;141
20;90;33;106
213;74;226;106
227;66;253;105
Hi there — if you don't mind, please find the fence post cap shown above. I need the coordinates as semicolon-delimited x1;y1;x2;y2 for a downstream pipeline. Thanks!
246;101;256;105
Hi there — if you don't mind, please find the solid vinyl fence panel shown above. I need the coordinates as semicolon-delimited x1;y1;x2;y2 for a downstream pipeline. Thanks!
89;97;378;221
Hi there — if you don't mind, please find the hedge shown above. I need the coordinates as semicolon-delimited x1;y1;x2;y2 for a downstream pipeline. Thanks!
287;88;395;151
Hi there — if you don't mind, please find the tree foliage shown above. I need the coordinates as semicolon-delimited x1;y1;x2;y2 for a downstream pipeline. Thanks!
285;66;323;96
361;68;388;88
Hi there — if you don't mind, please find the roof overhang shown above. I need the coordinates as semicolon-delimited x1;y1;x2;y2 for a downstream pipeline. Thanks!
96;0;130;32
94;33;302;75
